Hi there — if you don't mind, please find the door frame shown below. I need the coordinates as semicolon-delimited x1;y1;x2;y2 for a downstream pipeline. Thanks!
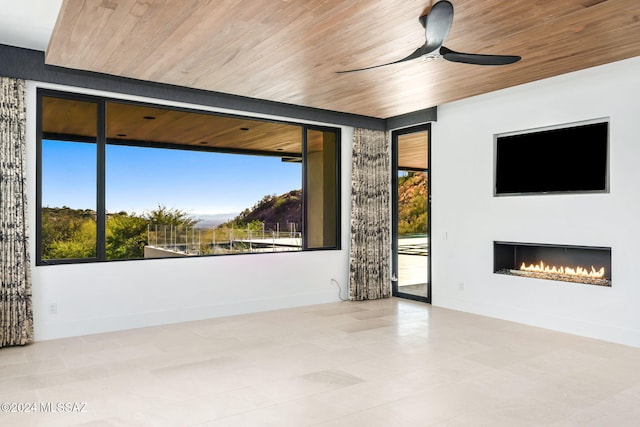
391;123;431;303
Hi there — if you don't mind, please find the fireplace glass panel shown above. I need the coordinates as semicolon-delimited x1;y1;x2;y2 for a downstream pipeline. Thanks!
494;241;611;286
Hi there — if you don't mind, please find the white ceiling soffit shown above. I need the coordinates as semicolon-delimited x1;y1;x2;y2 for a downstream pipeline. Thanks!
0;0;63;51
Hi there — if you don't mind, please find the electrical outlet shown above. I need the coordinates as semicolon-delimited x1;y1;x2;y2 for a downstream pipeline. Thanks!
48;303;57;315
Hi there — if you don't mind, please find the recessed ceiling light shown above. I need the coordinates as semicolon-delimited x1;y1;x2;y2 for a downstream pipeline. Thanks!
199;141;209;145
143;116;156;120
240;127;250;131
117;133;127;137
276;148;284;151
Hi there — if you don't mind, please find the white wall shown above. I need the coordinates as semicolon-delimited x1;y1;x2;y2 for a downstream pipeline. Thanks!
27;82;353;341
432;56;640;347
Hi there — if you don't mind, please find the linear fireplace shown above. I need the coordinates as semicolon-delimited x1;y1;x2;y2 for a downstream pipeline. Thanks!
494;241;611;286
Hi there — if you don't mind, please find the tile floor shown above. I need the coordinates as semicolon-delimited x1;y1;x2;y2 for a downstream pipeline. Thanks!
397;253;429;298
2;298;640;426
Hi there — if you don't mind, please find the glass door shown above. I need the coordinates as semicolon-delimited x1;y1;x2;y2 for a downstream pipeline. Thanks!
392;124;431;302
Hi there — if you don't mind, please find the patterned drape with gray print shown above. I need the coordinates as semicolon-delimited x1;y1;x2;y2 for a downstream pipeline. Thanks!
349;128;391;300
0;77;32;347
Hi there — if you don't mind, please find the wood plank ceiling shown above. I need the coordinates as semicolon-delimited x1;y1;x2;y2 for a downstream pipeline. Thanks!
42;96;306;156
398;131;429;170
46;0;640;119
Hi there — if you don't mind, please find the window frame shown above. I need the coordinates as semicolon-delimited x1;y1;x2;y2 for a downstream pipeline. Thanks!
302;126;342;251
36;89;341;265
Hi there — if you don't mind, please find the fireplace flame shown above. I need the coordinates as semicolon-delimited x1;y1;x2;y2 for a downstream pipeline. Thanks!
519;261;605;279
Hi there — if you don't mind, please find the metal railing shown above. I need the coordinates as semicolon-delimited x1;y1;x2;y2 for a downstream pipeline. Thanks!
146;222;302;255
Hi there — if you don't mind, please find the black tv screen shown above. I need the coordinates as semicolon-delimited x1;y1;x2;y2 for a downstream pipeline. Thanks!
495;120;609;195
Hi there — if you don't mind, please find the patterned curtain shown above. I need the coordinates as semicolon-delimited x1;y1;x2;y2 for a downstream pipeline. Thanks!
0;77;32;348
349;128;391;300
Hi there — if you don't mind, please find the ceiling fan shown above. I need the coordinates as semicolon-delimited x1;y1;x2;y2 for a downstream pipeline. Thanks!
337;0;521;73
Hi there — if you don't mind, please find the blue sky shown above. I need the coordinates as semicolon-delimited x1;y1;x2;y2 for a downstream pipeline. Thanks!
42;140;301;217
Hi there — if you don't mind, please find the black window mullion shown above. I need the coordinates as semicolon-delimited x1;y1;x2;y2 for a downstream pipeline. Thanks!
301;126;308;250
334;130;341;250
35;90;44;264
96;100;107;260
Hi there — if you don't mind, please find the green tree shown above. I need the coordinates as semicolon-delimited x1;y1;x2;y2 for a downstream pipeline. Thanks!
144;205;198;227
106;213;149;259
144;205;199;252
246;219;264;232
41;206;200;260
42;207;97;259
398;172;428;235
46;218;97;259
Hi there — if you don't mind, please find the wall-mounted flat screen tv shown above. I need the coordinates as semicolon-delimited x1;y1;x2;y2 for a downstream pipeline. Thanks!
494;119;609;196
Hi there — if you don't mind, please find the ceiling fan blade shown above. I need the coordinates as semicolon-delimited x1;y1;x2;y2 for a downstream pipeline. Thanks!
440;46;521;65
420;0;454;53
336;45;425;73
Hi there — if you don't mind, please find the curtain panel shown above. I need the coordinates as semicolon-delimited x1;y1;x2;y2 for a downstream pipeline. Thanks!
0;77;32;348
349;128;391;300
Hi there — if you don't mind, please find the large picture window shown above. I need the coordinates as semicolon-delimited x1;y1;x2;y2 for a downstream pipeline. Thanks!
37;90;340;264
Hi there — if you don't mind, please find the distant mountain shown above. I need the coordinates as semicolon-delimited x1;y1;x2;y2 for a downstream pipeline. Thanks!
195;213;239;228
222;189;301;231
